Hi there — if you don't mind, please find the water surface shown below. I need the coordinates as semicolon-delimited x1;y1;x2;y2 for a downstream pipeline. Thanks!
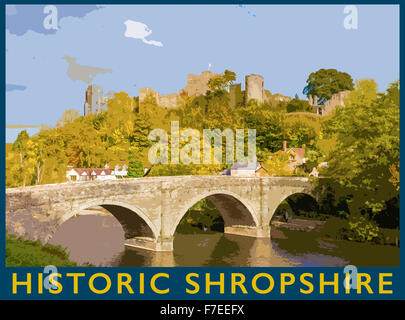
49;215;399;267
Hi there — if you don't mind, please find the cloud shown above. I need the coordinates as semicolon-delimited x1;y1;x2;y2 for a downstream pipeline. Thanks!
6;5;101;35
62;56;112;84
123;20;163;47
6;83;27;92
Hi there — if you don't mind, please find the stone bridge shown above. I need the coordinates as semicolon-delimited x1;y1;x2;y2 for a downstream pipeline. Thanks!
6;176;317;251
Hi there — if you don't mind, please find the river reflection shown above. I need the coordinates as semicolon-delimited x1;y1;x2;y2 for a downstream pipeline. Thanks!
49;215;399;267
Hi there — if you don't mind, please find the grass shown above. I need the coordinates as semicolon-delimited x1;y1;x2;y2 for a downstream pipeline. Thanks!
6;233;82;267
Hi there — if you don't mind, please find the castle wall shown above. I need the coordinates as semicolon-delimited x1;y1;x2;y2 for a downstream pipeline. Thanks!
182;71;216;96
159;93;180;109
139;88;160;104
139;71;217;110
316;90;350;116
139;88;179;109
84;84;107;116
245;74;264;103
138;71;290;111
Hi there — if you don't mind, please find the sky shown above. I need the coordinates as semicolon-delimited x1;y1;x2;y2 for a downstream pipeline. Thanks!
6;4;399;142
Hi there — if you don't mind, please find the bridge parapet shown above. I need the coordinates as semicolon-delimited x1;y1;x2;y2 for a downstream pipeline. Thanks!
6;176;317;251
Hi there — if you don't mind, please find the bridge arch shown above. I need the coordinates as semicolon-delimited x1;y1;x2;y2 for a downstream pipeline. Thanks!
59;199;159;241
170;189;259;237
265;190;318;226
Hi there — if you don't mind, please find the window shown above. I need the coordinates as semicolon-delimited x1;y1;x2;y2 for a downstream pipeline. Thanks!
70;175;77;181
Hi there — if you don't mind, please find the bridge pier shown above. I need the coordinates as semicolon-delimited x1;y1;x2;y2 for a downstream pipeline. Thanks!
125;226;271;252
224;225;270;238
125;237;173;252
6;176;315;256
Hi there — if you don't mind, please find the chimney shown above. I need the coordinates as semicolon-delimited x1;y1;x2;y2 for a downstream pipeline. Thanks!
283;141;287;152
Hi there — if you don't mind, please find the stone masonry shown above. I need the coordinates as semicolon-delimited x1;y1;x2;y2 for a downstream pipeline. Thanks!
6;176;316;252
245;74;265;104
309;90;351;116
139;71;218;109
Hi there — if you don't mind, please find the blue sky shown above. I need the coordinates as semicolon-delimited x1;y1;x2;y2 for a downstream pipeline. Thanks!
6;5;399;142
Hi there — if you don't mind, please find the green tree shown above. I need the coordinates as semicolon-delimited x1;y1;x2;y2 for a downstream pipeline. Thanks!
207;69;236;92
286;95;313;113
11;130;32;186
303;69;354;104
127;156;144;177
347;79;378;106
321;80;399;218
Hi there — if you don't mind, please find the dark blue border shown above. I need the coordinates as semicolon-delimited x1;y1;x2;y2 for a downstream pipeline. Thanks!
1;1;403;300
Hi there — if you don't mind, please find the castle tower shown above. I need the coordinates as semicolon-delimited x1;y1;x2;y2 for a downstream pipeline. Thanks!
245;74;264;104
84;85;93;116
84;85;105;116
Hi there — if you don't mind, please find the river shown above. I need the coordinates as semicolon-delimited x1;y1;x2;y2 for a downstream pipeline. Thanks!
49;215;399;267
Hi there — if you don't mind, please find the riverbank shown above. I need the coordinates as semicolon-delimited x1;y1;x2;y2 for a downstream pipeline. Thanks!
270;217;400;267
271;216;326;232
6;233;86;267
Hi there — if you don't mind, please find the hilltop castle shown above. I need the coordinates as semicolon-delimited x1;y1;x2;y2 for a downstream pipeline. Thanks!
83;71;348;116
138;71;291;110
138;71;218;109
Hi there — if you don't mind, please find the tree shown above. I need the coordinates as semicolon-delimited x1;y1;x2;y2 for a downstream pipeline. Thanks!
346;79;378;106
261;151;292;176
56;109;80;127
127;157;144;177
286;95;313;113
237;102;285;152
207;69;236;93
303;69;354;104
283;115;321;149
321;81;399;217
11;130;31;186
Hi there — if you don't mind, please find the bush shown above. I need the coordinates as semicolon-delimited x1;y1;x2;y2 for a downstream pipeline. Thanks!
339;216;382;243
286;97;314;113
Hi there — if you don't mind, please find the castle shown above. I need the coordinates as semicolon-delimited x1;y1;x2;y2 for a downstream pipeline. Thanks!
309;90;350;116
138;71;291;110
83;84;114;116
82;71;348;116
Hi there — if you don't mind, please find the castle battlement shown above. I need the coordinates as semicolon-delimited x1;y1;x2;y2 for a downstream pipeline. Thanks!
138;71;291;110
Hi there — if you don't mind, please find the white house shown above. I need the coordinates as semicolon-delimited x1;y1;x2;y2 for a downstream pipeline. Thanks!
229;157;268;177
66;164;128;182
